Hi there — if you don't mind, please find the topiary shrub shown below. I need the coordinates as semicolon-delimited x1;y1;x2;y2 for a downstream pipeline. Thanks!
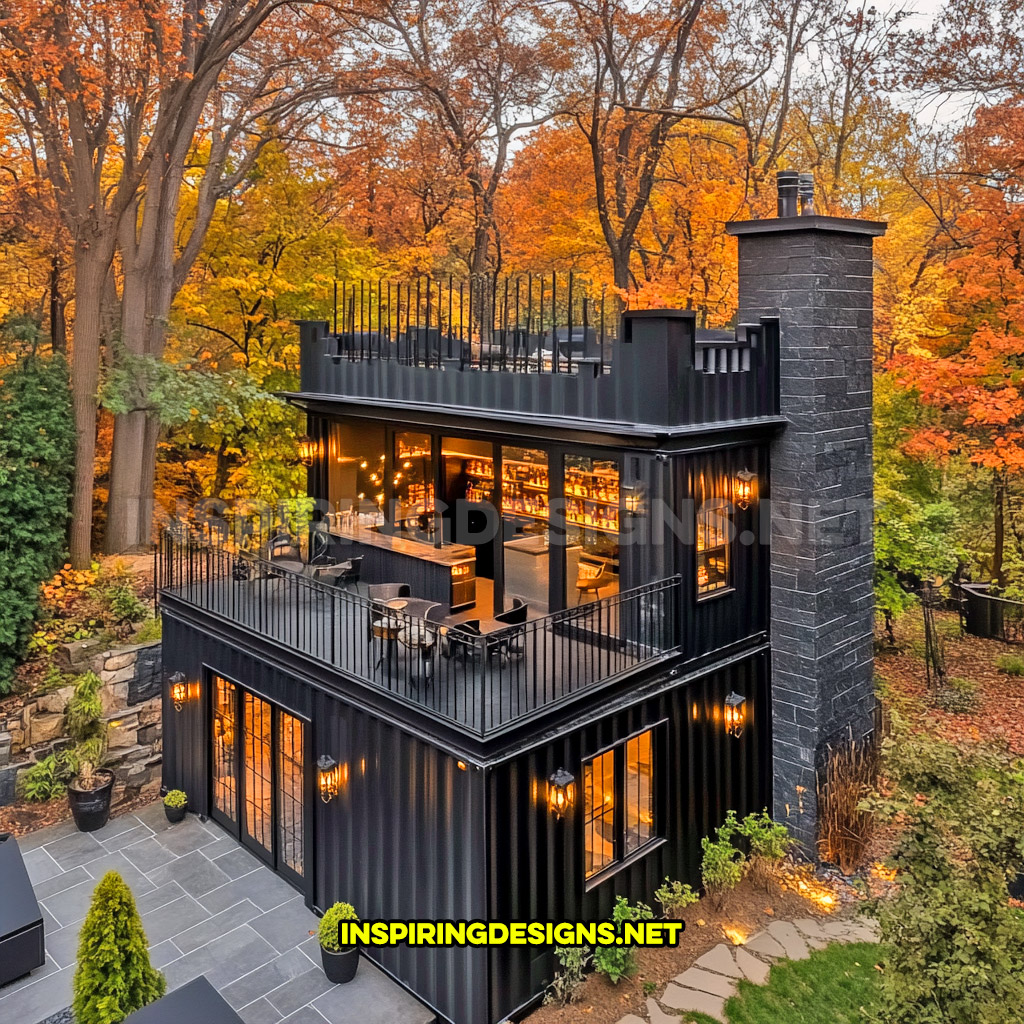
0;341;75;693
73;871;165;1023
163;789;187;809
592;896;653;984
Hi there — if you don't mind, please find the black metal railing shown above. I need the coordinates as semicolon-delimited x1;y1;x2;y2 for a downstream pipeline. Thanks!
156;533;682;737
326;273;616;374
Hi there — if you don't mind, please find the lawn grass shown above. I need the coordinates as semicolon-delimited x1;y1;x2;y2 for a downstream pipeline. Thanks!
684;941;884;1024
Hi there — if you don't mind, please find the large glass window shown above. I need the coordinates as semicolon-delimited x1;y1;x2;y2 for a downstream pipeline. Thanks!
326;419;386;521
697;500;731;596
583;749;616;878
625;731;654;855
502;446;550;613
394;431;434;525
583;728;658;880
212;676;237;821
565;454;620;604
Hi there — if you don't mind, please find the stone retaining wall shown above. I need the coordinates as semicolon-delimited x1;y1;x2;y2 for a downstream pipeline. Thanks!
0;639;163;807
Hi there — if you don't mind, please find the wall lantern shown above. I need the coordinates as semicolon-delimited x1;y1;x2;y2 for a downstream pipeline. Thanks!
623;483;646;518
317;754;340;803
297;434;321;467
547;768;576;820
734;468;756;511
724;692;747;738
169;672;189;712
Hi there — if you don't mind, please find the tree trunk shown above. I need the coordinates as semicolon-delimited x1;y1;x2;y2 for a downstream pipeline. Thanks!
49;255;67;354
994;471;1007;587
105;258;149;554
69;252;110;567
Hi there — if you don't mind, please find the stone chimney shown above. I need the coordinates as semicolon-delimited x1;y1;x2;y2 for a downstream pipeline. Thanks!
727;174;886;850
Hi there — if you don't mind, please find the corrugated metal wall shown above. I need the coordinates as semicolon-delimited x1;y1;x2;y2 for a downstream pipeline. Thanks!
161;615;490;1024
485;651;770;1021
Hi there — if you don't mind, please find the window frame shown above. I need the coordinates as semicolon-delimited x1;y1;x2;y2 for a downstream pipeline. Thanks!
696;496;734;602
582;721;666;889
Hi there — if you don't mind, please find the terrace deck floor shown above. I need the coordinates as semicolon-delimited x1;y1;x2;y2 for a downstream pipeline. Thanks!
163;575;670;737
0;803;434;1024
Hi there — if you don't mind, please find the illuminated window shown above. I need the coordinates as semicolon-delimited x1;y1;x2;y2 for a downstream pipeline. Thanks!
583;728;658;880
697;500;731;596
583;750;615;878
625;731;654;855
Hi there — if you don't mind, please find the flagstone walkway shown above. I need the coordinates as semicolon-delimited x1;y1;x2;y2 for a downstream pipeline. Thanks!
0;803;434;1024
615;915;881;1024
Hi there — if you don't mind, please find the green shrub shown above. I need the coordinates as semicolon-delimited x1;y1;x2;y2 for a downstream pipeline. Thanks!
592;896;653;984
73;871;165;1023
996;653;1024;676
133;616;162;643
738;810;794;887
701;811;744;905
868;732;1024;1024
65;671;104;743
654;877;699;919
318;902;359;951
105;584;148;624
543;944;591;1005
19;750;76;802
0;345;75;693
935;676;978;714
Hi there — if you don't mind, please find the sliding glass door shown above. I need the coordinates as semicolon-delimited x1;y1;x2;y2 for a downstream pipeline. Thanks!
210;675;307;886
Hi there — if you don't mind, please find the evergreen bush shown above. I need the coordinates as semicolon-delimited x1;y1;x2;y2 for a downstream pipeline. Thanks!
73;871;165;1023
318;902;359;951
0;338;75;693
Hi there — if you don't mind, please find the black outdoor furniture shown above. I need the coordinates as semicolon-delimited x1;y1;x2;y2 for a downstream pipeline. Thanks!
267;533;305;575
486;599;529;662
324;555;363;589
123;976;244;1023
443;619;484;660
0;832;45;986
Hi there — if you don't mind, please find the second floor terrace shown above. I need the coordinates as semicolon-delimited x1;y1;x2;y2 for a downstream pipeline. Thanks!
156;531;686;750
292;277;781;438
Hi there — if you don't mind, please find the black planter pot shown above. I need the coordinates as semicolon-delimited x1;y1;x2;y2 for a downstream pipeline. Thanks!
67;769;115;833
320;944;359;984
164;803;187;824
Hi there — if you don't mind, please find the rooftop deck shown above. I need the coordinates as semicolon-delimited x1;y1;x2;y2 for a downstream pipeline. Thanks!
156;536;682;740
292;283;780;436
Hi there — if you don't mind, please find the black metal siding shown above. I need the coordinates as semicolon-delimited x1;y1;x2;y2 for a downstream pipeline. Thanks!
485;651;770;1021
161;614;489;1024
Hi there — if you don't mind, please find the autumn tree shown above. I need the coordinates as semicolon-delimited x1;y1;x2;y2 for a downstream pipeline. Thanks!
0;0;342;564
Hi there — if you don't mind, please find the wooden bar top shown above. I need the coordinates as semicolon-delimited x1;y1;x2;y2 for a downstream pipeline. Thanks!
330;520;476;567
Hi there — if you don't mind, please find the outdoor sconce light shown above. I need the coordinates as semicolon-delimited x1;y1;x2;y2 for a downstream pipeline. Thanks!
623;484;646;518
734;468;756;511
317;754;340;803
724;692;747;738
169;672;188;712
548;768;576;820
297;434;321;467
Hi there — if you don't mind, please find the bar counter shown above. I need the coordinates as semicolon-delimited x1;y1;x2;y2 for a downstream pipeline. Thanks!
329;519;477;610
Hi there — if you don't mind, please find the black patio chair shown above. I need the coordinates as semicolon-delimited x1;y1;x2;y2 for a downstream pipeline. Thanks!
486;598;529;662
443;619;484;661
328;556;363;590
267;533;304;575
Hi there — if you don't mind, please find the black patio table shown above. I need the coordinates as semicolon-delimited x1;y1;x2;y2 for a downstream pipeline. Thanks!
124;976;244;1023
0;832;45;986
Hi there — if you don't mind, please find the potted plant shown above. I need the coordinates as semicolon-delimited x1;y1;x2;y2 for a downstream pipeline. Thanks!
318;902;360;983
67;748;115;833
163;790;187;824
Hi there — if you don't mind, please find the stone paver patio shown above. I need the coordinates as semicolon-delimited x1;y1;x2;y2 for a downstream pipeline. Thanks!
616;914;881;1024
0;802;433;1024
